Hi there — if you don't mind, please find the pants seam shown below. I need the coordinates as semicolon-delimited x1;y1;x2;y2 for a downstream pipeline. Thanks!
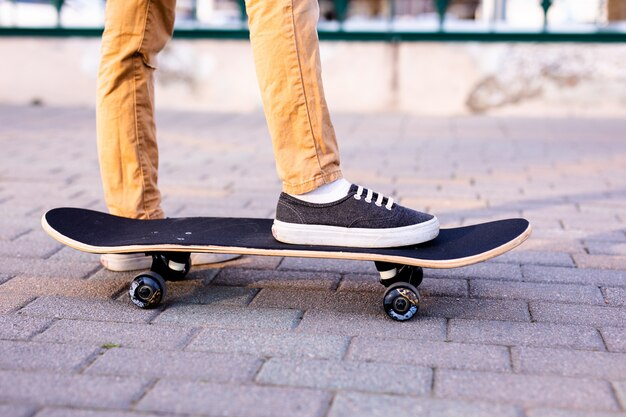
131;55;150;219
135;0;153;218
137;0;152;56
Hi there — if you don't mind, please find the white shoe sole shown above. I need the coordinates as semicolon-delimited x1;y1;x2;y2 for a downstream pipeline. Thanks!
272;217;440;248
100;252;240;272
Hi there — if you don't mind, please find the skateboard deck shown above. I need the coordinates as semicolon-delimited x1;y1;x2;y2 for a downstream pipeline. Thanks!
42;207;531;321
43;207;530;269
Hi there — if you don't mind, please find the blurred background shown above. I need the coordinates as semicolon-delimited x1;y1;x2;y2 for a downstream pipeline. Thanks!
0;0;625;115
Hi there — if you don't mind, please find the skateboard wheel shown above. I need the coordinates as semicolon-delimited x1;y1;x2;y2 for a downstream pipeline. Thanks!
376;262;424;288
151;252;191;281
383;282;420;321
129;271;166;309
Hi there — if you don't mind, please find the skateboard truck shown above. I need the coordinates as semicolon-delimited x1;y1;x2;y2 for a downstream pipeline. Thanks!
375;261;424;287
128;252;192;309
126;255;423;321
375;261;423;321
150;252;191;281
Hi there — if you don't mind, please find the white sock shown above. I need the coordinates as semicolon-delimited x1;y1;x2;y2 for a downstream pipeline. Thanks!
289;178;352;204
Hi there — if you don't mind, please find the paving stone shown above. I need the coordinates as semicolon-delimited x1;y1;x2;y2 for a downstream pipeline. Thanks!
0;224;32;241
257;357;432;395
491;250;574;267
348;337;511;371
530;302;626;327
534;229;625;243
601;327;626;352
214;255;283;270
0;293;35;314
427;262;522;281
154;304;301;330
87;347;261;381
573;254;626;270
47;246;101;263
0;276;127;299
0;257;98;280
448;319;604;350
435;369;619;410
213;268;340;290
297;309;446;339
331;273;380;292
328;391;521;417
604;287;626;306
34;409;171;417
34;319;195;349
3;106;626;416
0;273;14;285
469;280;604;304
586;241;626;256
135;380;330;417
513;346;626;379
250;288;382;314
561;218;623;231
522;265;626;287
278;257;377;274
166;282;258;306
0;340;98;372
614;381;626;409
522;238;585;254
186;327;348;359
420;296;530;321
526;408;626;417
0;237;61;259
0;370;149;408
529;228;596;242
0;404;36;417
18;296;159;323
0;314;52;341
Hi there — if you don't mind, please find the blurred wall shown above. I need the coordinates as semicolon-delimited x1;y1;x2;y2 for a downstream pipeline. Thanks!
1;37;625;116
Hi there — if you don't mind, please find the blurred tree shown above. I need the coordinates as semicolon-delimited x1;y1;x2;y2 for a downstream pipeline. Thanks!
335;0;349;24
51;0;65;27
237;0;246;21
434;0;450;29
540;0;552;29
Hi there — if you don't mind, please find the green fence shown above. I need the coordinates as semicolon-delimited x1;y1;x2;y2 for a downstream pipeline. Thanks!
1;0;625;43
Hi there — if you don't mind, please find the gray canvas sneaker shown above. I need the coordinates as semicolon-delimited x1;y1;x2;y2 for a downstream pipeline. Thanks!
272;184;439;248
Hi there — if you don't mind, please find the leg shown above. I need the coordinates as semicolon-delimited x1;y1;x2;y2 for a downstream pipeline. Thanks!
96;0;176;219
247;0;439;247
246;0;342;195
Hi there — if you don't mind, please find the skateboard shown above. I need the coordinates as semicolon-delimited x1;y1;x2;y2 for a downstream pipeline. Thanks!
42;207;531;321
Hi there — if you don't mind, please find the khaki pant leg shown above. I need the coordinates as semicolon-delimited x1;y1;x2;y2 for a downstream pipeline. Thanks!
97;0;176;219
246;0;343;194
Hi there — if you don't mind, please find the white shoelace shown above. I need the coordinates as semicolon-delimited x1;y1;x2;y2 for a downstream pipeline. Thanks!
353;186;394;210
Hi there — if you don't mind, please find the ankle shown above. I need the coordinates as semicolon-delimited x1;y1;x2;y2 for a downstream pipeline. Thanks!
288;178;351;204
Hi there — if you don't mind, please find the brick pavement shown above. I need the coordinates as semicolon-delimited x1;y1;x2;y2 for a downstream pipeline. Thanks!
0;104;625;416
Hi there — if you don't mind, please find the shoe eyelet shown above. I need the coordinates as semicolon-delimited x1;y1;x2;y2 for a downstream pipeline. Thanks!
375;202;382;207
354;195;361;200
365;199;372;204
